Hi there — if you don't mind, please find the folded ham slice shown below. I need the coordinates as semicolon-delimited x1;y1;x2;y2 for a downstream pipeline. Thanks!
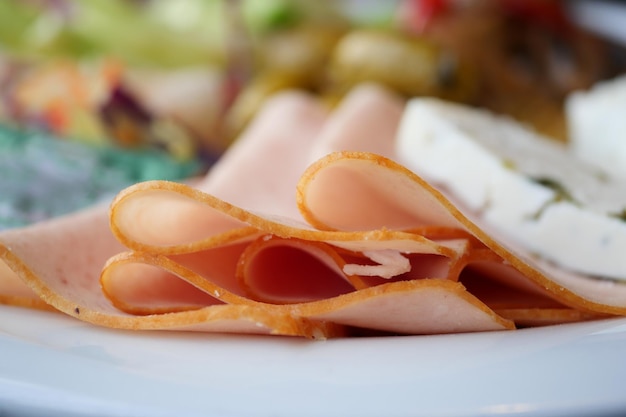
0;90;342;337
0;83;618;338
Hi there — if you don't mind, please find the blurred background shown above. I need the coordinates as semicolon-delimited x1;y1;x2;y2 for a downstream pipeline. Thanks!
1;0;625;228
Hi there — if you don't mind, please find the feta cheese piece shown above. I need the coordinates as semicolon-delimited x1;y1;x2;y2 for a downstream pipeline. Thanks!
343;249;411;279
395;98;626;281
566;75;626;181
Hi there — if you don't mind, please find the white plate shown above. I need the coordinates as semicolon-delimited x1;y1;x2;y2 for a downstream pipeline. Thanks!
1;304;626;417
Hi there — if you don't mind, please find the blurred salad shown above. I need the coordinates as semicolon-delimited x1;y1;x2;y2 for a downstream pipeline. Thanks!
0;0;361;159
4;0;623;153
0;123;200;230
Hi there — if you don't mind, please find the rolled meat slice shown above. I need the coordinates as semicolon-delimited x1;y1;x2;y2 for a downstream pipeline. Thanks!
0;82;615;338
101;83;519;334
0;89;344;338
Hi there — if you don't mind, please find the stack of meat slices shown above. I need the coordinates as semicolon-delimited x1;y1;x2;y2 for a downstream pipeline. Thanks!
0;83;623;339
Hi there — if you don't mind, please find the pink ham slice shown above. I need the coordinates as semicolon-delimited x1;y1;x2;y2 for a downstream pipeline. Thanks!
308;82;404;162
106;179;494;333
110;148;611;332
0;82;615;337
0;89;346;338
296;151;619;322
0;200;339;336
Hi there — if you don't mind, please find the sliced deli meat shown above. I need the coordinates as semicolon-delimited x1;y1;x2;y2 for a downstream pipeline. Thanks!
308;82;404;162
0;198;340;337
296;151;619;321
0;83;623;338
108;165;515;334
0;90;345;337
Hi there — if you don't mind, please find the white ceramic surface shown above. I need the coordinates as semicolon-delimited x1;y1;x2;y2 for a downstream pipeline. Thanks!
1;304;626;417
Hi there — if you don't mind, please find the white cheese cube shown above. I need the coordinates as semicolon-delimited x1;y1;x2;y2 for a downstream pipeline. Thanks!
566;75;626;181
396;98;626;280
